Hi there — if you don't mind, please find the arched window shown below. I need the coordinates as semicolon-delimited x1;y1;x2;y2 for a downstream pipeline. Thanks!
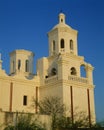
70;67;77;76
53;40;55;51
80;65;86;77
70;40;73;50
61;18;63;23
25;60;29;72
51;68;57;76
60;39;65;48
18;59;21;70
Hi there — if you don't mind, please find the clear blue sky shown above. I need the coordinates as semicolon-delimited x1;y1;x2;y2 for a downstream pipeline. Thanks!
0;0;104;121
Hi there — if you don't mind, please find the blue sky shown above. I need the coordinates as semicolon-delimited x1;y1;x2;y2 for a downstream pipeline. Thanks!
0;0;104;121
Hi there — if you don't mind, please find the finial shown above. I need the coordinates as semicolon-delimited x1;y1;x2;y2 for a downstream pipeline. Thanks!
58;11;65;24
60;9;63;13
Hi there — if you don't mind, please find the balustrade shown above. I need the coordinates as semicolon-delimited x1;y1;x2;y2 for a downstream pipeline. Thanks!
68;75;88;84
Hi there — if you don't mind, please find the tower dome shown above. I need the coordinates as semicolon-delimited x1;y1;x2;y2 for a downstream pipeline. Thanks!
48;13;78;56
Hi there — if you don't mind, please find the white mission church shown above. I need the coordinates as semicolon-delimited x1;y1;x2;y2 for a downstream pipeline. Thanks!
0;13;96;129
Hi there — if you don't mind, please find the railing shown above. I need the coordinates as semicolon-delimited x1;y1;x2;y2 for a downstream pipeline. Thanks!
68;75;88;84
45;75;88;84
45;75;58;84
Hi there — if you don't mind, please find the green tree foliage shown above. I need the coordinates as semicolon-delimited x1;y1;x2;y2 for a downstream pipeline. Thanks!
33;96;65;130
33;96;92;129
4;113;46;130
56;111;89;129
33;96;103;130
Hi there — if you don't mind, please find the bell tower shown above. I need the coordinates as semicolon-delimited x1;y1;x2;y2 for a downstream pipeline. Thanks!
10;50;34;76
39;12;96;124
48;13;78;56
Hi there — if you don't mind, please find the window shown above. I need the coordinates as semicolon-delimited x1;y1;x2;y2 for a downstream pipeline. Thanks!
18;59;21;70
25;60;29;72
51;68;57;76
80;65;86;78
70;40;73;50
61;18;63;23
23;95;27;106
60;39;65;48
70;67;77;75
53;40;55;51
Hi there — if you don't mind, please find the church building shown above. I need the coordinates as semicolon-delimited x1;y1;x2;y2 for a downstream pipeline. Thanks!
0;13;95;128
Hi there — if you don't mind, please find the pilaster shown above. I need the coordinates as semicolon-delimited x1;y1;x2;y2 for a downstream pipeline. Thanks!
85;64;94;85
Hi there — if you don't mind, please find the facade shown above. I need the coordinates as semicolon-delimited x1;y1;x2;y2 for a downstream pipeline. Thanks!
0;13;95;128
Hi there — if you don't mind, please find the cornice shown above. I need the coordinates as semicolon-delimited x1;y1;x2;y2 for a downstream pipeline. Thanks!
65;53;84;61
10;49;34;57
62;80;95;89
0;75;40;86
57;53;84;65
40;79;63;89
40;78;94;89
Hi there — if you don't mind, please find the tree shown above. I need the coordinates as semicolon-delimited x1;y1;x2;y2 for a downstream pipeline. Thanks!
33;96;65;130
92;120;104;128
33;96;103;130
4;112;46;130
56;111;90;129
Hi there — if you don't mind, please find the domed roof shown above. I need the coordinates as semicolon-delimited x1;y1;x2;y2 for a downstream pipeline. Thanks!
52;23;72;30
48;13;77;34
52;13;72;30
